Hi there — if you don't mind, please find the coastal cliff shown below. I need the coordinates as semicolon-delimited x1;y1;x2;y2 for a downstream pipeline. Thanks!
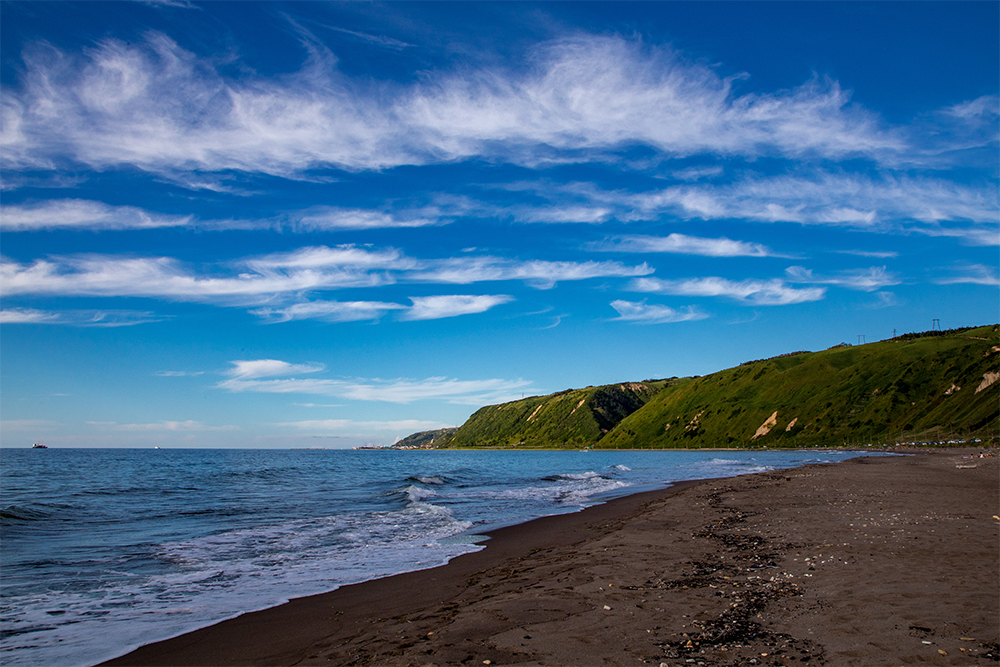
424;324;999;449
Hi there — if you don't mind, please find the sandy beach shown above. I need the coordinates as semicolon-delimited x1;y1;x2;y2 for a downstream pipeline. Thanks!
104;449;999;667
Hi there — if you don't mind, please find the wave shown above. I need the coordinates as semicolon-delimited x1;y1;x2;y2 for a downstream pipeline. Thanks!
406;475;447;485
1;505;51;522
391;484;438;504
541;471;604;481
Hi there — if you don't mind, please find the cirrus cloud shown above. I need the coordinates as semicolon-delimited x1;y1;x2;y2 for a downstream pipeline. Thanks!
630;276;827;306
589;233;778;257
402;294;514;320
217;364;533;405
609;300;708;324
2;32;912;178
0;199;193;231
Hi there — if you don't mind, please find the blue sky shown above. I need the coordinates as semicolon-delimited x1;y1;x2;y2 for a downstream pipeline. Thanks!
1;1;997;448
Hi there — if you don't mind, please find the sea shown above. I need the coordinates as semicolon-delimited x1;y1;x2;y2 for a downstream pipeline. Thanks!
1;447;877;667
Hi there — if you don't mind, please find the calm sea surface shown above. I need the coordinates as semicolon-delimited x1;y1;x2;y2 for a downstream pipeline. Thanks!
1;448;875;666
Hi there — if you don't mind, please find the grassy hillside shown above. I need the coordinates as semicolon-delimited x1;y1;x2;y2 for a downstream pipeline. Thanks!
444;380;672;448
600;324;999;449
441;325;999;449
392;427;458;449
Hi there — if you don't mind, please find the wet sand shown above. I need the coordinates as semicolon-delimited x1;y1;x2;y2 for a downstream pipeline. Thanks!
104;449;999;667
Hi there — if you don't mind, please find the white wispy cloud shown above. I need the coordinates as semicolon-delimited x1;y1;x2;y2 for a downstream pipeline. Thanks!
402;294;514;320
934;263;1000;286
154;370;204;377
1;247;648;310
908;223;1000;246
0;199;192;231
0;246;400;302
834;249;899;259
409;256;652;289
224;359;326;380
671;165;724;181
0;307;159;326
513;205;615;224
251;293;513;323
589;233;777;257
0;308;62;324
609;300;708;324
630;276;827;306
865;292;900;309
217;365;532;404
86;420;238;431
3;32;915;178
251;300;407;323
308;22;414;51
292;206;441;230
586;174;997;227
784;265;900;292
452;172;996;252
274;419;451;431
246;245;408;271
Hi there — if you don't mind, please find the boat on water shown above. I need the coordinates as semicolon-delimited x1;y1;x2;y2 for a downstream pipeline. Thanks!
31;442;48;449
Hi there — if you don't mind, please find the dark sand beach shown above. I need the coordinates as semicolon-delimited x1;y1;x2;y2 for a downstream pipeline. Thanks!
105;450;999;667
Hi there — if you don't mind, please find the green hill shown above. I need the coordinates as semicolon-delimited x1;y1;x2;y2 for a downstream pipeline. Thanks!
392;427;459;449
444;380;672;448
439;324;999;449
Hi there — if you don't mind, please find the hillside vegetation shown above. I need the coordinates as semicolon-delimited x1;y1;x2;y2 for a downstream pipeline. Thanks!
433;324;999;449
393;427;458;449
443;380;672;448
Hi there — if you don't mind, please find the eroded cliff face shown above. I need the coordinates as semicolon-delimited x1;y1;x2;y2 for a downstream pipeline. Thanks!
588;384;659;434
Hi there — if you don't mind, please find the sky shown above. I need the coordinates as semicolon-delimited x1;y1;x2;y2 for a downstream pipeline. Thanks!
1;1;997;448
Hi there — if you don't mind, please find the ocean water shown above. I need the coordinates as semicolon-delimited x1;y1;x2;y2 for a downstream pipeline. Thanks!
1;448;874;666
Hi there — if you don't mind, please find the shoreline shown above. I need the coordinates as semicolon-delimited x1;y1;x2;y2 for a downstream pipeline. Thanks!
103;449;998;666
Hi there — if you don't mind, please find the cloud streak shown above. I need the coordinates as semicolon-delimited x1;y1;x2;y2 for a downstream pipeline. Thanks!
402;294;514;320
0;307;160;326
0;199;193;231
3;32;921;178
784;265;900;292
217;364;533;404
590;233;778;257
224;359;326;380
408;257;652;289
1;246;650;310
274;419;451;432
630;276;827;306
529;173;998;229
609;300;708;324
935;263;1000;286
86;420;238;431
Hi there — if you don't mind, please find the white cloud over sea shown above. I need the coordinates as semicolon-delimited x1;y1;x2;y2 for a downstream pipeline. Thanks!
217;360;532;405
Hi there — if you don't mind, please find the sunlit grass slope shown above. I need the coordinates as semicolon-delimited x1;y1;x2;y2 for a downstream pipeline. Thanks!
442;381;672;448
442;325;999;449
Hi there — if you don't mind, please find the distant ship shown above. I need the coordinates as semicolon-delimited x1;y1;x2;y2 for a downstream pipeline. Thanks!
31;442;48;449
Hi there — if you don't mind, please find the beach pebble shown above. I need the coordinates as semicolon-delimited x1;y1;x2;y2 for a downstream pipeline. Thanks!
603;605;612;610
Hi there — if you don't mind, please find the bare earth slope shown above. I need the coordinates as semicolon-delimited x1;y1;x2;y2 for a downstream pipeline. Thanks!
105;450;999;667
